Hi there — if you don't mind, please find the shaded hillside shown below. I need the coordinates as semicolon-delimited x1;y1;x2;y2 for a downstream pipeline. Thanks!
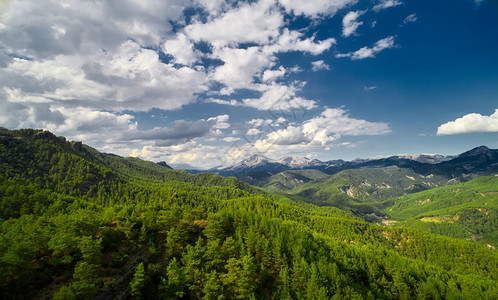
240;169;330;193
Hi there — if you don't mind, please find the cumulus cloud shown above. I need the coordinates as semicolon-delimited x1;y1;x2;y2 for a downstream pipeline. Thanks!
261;66;286;82
437;110;498;135
373;0;403;11
267;126;314;145
162;33;200;66
1;38;209;113
252;108;391;152
246;128;262;135
264;29;336;55
185;0;283;48
342;10;364;37
207;83;316;111
336;36;395;60
210;46;274;91
279;0;358;18
311;60;330;71
241;83;317;111
195;0;229;15
125;142;223;169
303;108;391;136
208;114;231;129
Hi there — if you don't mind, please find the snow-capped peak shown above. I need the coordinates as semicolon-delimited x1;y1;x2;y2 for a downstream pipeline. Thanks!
278;155;324;168
240;154;275;167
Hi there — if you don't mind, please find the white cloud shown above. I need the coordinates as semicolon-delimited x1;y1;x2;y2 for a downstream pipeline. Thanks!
262;66;286;82
373;0;403;11
311;60;330;71
223;136;240;142
185;0;283;48
246;128;262;135
208;114;231;129
364;86;377;91
252;107;391;153
163;33;200;66
241;83;317;111
206;98;240;106
342;10;364;37
195;0;229;15
437;110;498;135
207;83;316;111
264;29;336;55
247;118;274;127
2;40;209;112
267;125;315;145
0;0;186;58
403;13;417;24
0;92;138;146
128;142;222;169
279;0;358;18
336;36;395;60
303;108;391;137
210;46;274;91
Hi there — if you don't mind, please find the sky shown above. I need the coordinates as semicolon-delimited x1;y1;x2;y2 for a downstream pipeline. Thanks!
0;0;497;169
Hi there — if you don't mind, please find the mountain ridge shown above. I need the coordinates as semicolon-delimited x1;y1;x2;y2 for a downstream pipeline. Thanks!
204;146;496;179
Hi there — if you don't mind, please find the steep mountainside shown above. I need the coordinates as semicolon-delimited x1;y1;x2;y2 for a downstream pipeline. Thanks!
376;175;498;247
0;128;497;299
292;166;449;202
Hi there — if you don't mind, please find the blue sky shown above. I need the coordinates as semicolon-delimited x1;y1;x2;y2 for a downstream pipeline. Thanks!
0;0;497;168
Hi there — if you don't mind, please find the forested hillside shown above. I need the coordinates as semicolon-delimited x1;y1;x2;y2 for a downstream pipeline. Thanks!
0;128;497;299
376;175;498;247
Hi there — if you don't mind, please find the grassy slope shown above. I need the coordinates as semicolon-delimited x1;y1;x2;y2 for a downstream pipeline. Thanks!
376;176;498;247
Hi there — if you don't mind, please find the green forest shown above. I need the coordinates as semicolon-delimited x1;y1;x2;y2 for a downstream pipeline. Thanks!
1;128;497;299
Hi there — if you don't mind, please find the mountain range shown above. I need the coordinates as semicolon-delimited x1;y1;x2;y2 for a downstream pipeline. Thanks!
205;146;498;190
205;150;466;177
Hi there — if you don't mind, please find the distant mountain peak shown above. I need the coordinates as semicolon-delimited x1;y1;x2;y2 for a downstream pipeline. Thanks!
240;154;274;167
278;155;325;168
458;146;492;158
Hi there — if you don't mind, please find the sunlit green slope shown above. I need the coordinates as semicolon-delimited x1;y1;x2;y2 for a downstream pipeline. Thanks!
377;175;498;247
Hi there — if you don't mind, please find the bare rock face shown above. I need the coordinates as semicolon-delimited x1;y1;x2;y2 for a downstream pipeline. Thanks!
72;141;83;151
